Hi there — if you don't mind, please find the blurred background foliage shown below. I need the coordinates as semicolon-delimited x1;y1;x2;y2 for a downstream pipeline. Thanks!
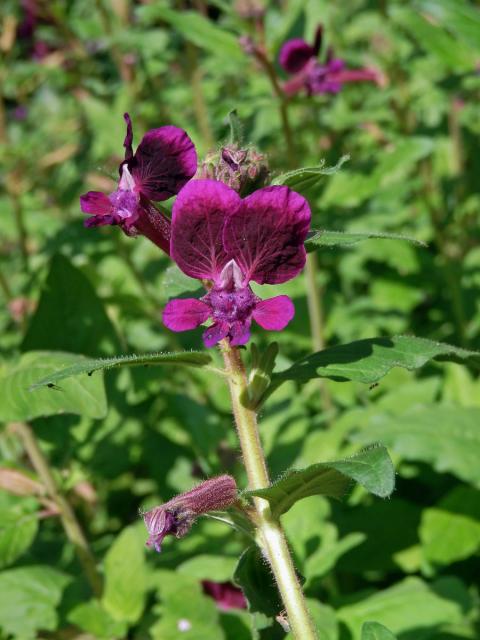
1;0;480;638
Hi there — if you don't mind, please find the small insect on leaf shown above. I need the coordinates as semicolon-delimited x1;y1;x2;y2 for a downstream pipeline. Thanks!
47;383;63;391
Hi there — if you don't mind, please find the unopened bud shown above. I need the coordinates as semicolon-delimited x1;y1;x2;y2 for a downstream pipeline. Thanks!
247;342;279;409
0;468;44;496
196;144;269;196
234;0;265;19
142;475;237;553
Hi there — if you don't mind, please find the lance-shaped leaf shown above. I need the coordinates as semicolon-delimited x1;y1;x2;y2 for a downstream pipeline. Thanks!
30;351;212;391
272;336;480;388
362;621;397;639
271;155;349;195
305;229;426;251
247;446;395;519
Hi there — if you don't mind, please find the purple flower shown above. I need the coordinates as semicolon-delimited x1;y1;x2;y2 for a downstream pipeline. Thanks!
143;475;237;552
279;25;381;96
202;581;247;610
162;179;311;348
80;114;197;254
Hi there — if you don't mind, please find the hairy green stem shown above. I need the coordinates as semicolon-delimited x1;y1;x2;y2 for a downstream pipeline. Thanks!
221;343;318;640
11;423;102;596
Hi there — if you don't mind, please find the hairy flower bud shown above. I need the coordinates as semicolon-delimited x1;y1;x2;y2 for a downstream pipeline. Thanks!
196;145;269;196
142;475;237;552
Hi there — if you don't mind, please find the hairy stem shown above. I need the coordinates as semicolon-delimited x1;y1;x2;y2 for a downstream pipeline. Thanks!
10;423;102;596
221;343;318;640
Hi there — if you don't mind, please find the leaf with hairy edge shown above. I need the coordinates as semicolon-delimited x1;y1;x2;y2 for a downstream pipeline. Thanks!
305;229;426;251
0;352;107;420
272;336;480;388
234;546;284;617
271;155;350;194
29;351;212;391
247;446;395;519
362;622;397;639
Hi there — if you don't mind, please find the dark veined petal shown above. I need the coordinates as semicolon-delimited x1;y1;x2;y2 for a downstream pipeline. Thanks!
80;191;112;215
203;321;229;348
171;179;241;282
131;125;197;201
223;185;311;285
253;295;295;330
279;38;315;74
163;298;210;331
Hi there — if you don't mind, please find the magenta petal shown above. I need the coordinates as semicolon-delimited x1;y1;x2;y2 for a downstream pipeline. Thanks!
203;321;229;348
253;295;295;330
224;186;311;285
171;179;241;282
123;112;134;162
132;125;197;201
80;191;112;215
279;38;315;74
230;321;251;346
163;298;210;331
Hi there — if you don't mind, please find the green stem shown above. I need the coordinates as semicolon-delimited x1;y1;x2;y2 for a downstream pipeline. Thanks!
11;192;30;272
221;343;318;640
0;266;12;301
11;423;102;596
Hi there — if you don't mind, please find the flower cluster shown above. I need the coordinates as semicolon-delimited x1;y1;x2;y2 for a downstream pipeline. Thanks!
279;25;381;96
162;179;311;347
80;114;196;254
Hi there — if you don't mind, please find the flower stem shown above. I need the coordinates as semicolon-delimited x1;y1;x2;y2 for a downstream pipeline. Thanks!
10;422;102;596
221;343;318;640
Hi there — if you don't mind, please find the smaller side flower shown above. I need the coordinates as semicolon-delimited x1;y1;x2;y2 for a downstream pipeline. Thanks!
279;25;382;97
142;475;237;552
80;114;197;254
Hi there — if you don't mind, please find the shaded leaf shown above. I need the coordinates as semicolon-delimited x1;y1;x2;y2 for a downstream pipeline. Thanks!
68;600;127;639
30;351;212;391
305;229;426;252
354;406;480;489
0;351;107;420
233;546;282;618
247;446;394;519
272;336;480;387
22;254;118;356
0;494;38;569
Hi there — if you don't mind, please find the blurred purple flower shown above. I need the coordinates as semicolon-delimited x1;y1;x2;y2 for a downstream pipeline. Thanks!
80;113;197;254
202;581;247;610
279;25;381;96
143;475;237;552
162;179;310;347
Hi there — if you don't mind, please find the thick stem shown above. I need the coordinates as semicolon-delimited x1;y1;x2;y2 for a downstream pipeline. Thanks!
10;423;102;596
221;343;318;640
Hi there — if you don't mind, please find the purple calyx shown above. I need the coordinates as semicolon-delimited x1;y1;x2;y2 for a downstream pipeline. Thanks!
80;113;197;254
162;179;310;348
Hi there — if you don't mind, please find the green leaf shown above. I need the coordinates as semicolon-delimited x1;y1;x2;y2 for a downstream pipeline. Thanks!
420;487;480;566
305;229;426;252
272;336;480;387
354;406;480;488
338;577;472;639
102;526;147;624
151;570;223;640
22;254;119;356
234;546;283;617
68;600;127;639
362;622;397;640
271;155;349;195
137;7;243;61
178;554;238;582
0;351;107;420
29;351;212;391
0;494;38;569
416;0;480;51
247;446;394;519
0;566;70;639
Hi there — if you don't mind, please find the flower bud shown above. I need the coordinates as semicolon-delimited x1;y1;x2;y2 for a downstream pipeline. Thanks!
0;468;44;496
196;145;269;196
142;475;237;552
247;342;279;409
